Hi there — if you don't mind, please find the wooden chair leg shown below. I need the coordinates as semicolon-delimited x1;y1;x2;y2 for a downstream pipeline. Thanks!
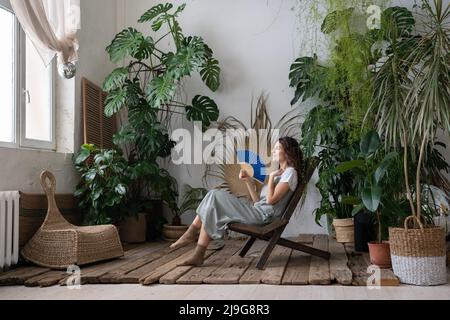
256;229;283;270
239;237;256;258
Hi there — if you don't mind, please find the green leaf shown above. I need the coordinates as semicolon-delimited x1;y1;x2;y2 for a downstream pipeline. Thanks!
172;19;184;50
186;95;219;129
91;188;102;201
106;28;153;63
168;36;206;78
173;3;186;17
103;67;129;92
104;88;127;117
146;73;177;108
321;8;354;34
74;144;95;165
138;3;174;23
113;125;136;146
115;184;127;195
381;7;415;39
289;55;327;105
362;186;382;212
200;58;221;92
352;203;365;216
360;130;380;156
85;170;97;183
342;195;360;205
289;56;315;88
335;160;365;173
373;151;398;183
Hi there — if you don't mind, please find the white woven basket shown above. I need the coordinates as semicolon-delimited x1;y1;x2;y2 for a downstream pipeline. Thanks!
389;216;447;286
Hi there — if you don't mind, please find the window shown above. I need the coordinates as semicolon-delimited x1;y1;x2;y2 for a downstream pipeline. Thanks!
0;0;55;150
0;3;15;144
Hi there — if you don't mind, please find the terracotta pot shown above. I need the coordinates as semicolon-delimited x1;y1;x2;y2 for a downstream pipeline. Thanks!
368;241;392;268
332;218;354;243
163;224;188;242
119;213;147;243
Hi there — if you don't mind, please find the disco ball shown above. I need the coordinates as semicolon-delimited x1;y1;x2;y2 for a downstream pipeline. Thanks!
58;62;76;79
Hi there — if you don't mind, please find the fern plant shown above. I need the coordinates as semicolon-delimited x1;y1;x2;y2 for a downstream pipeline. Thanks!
102;3;222;216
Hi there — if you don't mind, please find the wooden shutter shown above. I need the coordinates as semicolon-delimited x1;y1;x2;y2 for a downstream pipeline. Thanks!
82;78;116;149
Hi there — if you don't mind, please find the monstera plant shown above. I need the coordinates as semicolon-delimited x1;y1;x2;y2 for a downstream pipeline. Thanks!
101;3;222;221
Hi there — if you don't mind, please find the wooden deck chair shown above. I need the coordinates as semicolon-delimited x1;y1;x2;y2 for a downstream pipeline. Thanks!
228;157;330;270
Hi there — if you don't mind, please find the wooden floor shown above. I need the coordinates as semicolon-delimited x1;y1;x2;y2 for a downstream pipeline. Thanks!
0;235;402;288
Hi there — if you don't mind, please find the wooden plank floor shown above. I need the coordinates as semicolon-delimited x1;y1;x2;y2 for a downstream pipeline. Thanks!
0;235;402;287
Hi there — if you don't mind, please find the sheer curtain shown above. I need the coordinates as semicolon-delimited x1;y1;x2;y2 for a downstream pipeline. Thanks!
9;0;80;67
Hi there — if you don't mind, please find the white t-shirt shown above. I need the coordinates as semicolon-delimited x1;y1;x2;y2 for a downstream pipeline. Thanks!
279;167;298;191
259;167;298;198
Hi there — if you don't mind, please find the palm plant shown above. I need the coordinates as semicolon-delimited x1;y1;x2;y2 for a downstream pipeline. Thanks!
367;0;450;222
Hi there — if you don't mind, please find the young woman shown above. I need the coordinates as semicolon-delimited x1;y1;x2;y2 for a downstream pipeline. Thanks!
170;136;304;266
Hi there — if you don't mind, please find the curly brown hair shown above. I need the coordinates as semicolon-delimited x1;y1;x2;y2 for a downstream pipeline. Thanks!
278;137;304;179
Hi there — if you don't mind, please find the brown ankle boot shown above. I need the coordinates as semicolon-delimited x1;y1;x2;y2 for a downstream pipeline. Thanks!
169;224;200;250
178;245;207;267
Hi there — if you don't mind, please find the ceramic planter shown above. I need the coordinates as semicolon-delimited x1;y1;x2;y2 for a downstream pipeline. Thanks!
368;241;392;268
332;218;354;243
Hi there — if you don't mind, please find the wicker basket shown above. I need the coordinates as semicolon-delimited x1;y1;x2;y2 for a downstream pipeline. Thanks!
389;216;447;286
21;171;124;269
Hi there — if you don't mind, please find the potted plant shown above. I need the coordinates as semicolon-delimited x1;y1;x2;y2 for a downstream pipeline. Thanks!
100;3;222;240
288;5;383;243
163;185;208;242
337;131;399;267
367;1;449;285
73;144;129;226
296;103;359;243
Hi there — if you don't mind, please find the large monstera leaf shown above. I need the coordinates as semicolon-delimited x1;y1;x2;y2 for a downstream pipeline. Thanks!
289;55;327;105
200;58;221;92
106;28;154;63
103;67;129;92
167;36;206;78
104;88;127;117
146;73;178;108
138;3;173;23
104;79;143;117
321;8;354;34
381;6;415;39
139;3;186;32
186;95;219;129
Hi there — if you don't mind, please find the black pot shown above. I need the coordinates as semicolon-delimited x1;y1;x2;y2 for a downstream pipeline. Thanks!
354;211;375;252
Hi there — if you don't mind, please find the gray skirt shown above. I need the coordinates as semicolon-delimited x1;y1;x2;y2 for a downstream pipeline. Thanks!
196;189;274;240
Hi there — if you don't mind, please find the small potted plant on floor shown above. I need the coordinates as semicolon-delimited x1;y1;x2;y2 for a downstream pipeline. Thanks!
163;185;208;242
73;144;129;226
336;131;399;267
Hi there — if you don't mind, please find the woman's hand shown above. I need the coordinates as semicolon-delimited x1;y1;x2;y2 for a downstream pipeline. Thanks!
239;169;251;183
270;169;284;178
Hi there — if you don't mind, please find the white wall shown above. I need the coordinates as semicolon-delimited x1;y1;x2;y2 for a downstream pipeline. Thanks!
0;0;118;194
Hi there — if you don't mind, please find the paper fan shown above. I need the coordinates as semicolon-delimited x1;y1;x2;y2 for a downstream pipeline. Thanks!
237;150;268;184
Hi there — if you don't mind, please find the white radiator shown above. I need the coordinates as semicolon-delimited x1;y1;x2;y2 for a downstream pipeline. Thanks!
0;191;20;271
